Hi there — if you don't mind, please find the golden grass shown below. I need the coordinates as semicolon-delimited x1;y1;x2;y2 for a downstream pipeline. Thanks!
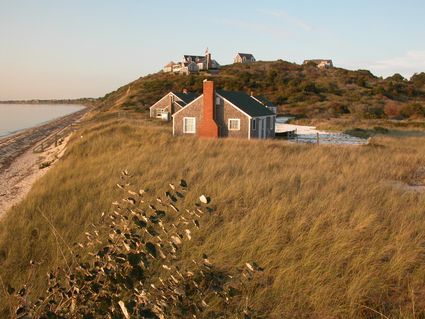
1;111;425;318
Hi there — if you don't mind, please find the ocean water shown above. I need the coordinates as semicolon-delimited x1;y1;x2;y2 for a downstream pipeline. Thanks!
0;104;85;138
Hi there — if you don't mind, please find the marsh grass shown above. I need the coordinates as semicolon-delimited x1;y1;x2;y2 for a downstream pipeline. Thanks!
1;111;425;318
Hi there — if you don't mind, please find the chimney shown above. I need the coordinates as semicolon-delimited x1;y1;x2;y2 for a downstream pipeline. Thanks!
206;52;212;70
198;80;219;138
182;88;188;94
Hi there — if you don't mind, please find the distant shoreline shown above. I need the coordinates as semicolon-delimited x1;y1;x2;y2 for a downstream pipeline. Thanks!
0;98;97;105
0;107;88;172
0;107;89;216
0;104;87;140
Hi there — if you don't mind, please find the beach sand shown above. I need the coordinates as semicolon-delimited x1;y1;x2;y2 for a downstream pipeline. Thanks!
0;108;87;217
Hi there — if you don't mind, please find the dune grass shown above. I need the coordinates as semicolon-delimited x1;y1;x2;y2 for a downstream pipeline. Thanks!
1;111;425;318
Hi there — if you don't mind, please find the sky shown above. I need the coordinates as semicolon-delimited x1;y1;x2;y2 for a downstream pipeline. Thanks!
0;0;425;100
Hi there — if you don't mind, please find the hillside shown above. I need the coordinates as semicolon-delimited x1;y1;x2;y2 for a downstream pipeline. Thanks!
100;60;425;121
1;111;425;317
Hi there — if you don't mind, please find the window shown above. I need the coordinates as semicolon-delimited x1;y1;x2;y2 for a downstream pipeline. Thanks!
155;109;163;118
183;117;196;134
228;119;240;131
252;119;256;130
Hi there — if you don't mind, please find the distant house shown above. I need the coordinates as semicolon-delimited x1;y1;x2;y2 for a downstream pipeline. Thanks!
173;80;276;139
163;50;220;75
150;90;200;120
234;53;256;64
163;61;175;73
303;59;334;69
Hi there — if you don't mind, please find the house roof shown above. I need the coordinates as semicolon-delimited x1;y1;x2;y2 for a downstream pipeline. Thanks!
217;90;275;117
184;55;205;62
237;53;255;59
172;92;200;105
252;95;276;108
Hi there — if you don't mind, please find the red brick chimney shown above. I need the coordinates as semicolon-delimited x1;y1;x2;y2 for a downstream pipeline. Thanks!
198;80;219;138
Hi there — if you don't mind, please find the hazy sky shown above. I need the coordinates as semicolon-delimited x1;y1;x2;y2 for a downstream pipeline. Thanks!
1;0;425;100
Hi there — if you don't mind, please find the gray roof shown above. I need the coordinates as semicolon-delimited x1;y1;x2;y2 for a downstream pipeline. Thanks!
216;90;275;117
184;55;205;63
172;92;200;105
253;95;276;107
237;53;255;59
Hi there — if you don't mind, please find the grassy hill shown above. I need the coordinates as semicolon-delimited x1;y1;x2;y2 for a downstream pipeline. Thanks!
1;111;425;317
100;60;425;122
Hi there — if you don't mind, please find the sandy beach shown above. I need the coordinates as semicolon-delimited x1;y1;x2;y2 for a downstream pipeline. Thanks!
0;108;88;217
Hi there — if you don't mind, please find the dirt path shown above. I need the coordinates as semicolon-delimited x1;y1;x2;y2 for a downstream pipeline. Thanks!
0;109;88;217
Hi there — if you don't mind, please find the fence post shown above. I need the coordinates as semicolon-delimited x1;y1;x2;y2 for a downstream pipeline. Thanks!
316;133;320;145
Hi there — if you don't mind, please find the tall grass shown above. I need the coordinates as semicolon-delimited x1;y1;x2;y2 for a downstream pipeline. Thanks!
1;112;425;318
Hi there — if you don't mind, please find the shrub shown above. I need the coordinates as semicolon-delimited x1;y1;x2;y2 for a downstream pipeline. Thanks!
9;173;263;318
400;103;425;118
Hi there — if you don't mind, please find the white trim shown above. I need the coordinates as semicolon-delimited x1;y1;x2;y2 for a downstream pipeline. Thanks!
172;94;204;117
248;117;251;140
250;95;264;105
149;93;170;110
183;117;196;134
228;118;241;131
149;92;183;111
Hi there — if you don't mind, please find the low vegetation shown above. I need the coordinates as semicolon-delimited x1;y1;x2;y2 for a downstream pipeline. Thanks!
100;61;425;123
9;173;262;318
1;112;425;318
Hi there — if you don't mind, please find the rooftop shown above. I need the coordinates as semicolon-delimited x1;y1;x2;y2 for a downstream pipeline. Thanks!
217;90;275;117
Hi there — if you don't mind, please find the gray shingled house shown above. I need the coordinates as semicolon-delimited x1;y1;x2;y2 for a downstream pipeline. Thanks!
149;91;200;120
234;53;256;64
172;80;276;139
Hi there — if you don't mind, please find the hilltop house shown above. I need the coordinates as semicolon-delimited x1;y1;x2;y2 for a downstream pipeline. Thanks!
173;80;276;139
234;53;256;64
150;90;200;120
163;50;220;75
303;59;334;69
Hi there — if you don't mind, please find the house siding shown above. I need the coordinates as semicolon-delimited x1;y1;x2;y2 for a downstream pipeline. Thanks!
150;94;184;118
150;94;171;117
250;116;276;139
173;95;250;138
173;97;204;136
215;98;250;138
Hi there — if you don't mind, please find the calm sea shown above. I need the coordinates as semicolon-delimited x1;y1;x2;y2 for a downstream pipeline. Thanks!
0;104;85;138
